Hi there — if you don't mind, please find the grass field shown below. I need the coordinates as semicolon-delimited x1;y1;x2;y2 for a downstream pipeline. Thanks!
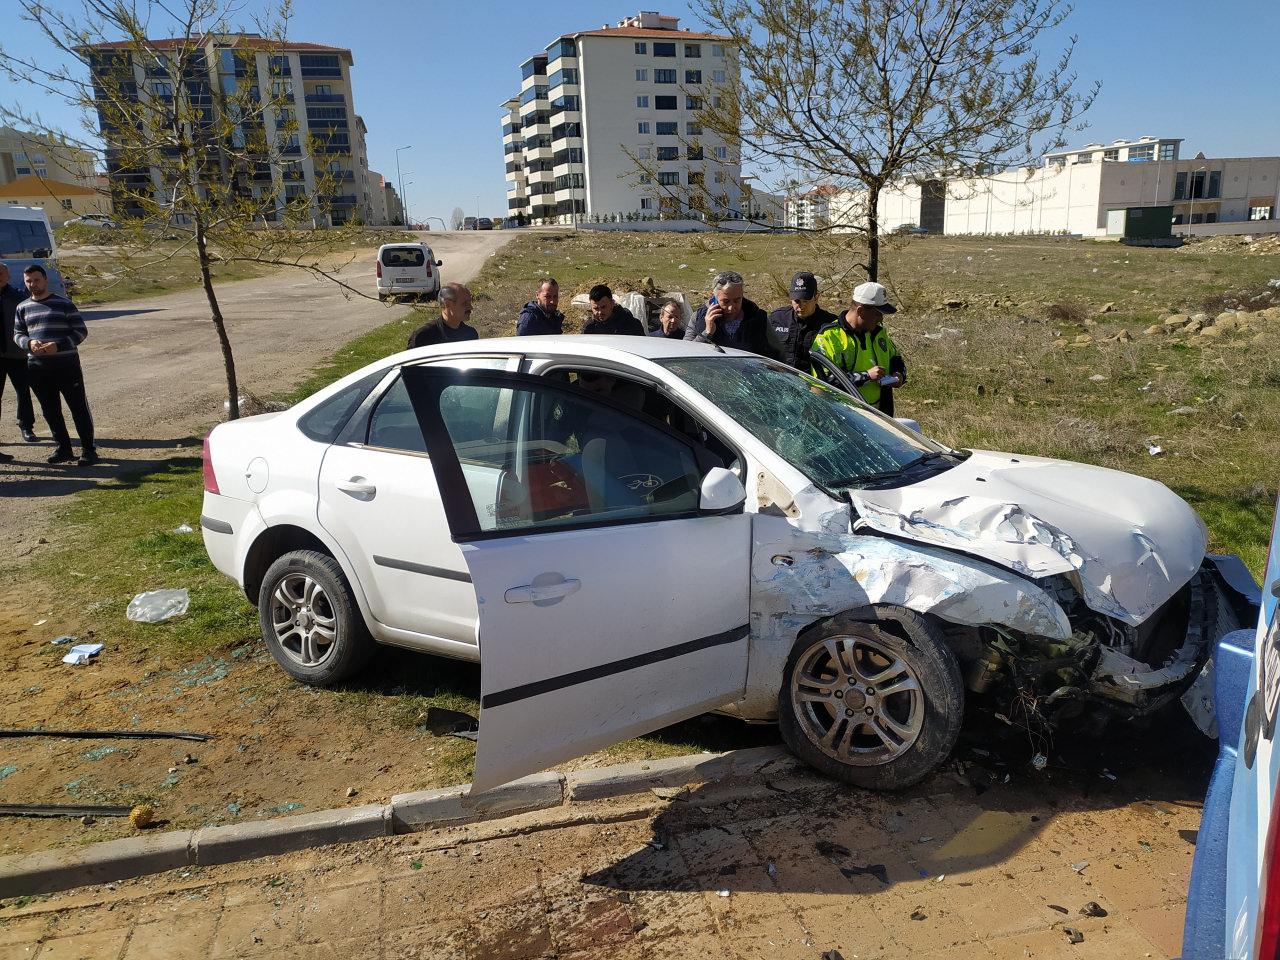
7;229;1279;781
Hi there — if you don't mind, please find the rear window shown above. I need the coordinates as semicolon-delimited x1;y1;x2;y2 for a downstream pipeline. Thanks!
297;369;385;443
381;246;426;268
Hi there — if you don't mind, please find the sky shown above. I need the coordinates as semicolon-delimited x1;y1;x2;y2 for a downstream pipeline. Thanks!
1;0;1277;225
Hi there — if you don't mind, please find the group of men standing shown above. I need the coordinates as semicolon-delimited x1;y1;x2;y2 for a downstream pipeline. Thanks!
409;270;906;415
0;262;96;466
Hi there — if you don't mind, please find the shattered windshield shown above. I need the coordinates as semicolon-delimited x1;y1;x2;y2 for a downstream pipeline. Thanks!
659;357;943;490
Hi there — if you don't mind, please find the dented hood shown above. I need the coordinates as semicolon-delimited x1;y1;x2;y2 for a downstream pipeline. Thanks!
847;450;1207;626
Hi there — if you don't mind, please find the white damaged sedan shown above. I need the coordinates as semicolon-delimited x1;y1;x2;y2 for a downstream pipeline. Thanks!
201;337;1257;791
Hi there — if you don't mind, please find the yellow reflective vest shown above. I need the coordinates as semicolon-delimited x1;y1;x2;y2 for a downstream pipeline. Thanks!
812;320;902;408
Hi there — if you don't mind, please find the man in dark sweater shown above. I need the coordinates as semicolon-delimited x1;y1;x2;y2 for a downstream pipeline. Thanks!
649;299;686;339
516;278;564;336
683;270;771;356
766;271;839;371
0;263;37;448
14;264;96;465
406;282;480;349
582;284;644;336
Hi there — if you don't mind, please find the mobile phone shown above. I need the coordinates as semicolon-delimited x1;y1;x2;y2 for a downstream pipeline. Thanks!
879;374;901;388
708;295;718;306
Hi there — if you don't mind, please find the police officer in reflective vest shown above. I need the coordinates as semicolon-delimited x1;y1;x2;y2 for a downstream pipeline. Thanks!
812;281;906;415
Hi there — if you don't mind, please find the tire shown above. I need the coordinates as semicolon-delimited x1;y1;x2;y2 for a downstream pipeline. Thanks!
257;549;374;686
778;606;964;790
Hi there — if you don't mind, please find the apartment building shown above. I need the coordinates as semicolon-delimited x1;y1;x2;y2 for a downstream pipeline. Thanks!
85;34;372;225
502;11;742;225
828;136;1280;238
0;127;98;188
785;185;837;230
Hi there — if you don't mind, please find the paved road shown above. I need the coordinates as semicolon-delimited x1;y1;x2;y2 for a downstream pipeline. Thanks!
0;230;512;567
0;746;1198;959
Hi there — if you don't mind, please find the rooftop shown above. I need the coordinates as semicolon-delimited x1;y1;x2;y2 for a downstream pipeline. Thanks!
0;175;100;198
85;34;352;57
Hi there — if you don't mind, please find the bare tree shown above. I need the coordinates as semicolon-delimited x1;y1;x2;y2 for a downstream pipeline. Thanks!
450;206;465;231
642;0;1097;280
0;0;371;418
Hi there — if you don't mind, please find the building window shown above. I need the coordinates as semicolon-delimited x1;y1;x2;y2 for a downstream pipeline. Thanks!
1250;205;1273;220
714;145;728;160
712;44;726;57
654;69;677;83
636;95;649;108
688;171;704;185
1174;172;1187;200
1158;143;1176;161
656;121;678;135
639;146;651;159
655;95;678;110
635;42;647;54
61;198;73;210
314;84;331;96
638;121;650;134
1127;144;1154;162
653;42;677;57
1207;170;1221;198
641;198;654;210
1103;149;1118;161
688;146;703;160
635;68;647;81
686;121;702;135
712;70;726;83
151;80;173;97
656;146;679;161
685;69;702;84
685;43;702;58
14;167;30;176
551;39;576;60
1076;152;1091;164
657;171;679;186
686;96;703;110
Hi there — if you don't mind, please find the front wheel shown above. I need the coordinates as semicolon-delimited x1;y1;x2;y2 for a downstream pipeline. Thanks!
778;607;963;790
258;549;373;686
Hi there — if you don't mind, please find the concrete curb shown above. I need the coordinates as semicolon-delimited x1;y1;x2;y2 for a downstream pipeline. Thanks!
0;745;791;898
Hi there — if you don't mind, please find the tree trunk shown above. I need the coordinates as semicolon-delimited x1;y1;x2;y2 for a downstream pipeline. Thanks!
194;215;240;420
866;190;880;282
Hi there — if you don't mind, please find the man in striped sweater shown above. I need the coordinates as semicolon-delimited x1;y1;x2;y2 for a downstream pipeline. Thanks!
13;265;96;466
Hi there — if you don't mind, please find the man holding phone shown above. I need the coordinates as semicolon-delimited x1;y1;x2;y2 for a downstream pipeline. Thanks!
683;270;771;356
812;281;907;415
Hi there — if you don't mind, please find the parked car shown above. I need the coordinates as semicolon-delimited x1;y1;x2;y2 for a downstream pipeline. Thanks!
1181;498;1271;959
477;217;493;231
201;337;1253;793
463;217;477;231
375;242;442;302
63;213;120;230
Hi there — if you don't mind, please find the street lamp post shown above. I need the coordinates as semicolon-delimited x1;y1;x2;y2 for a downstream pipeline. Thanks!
402;179;414;229
395;145;411;227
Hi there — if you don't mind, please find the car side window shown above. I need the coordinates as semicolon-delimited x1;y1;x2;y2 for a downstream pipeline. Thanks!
432;381;703;535
367;375;429;453
297;369;384;443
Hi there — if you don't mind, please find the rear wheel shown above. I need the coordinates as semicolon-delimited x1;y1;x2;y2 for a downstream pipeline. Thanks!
778;607;964;790
258;549;373;686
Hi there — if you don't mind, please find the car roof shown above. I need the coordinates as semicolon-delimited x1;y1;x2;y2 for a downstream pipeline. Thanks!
377;242;430;250
399;334;751;364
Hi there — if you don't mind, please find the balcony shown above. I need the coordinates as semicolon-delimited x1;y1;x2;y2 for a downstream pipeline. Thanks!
328;194;358;206
305;93;345;103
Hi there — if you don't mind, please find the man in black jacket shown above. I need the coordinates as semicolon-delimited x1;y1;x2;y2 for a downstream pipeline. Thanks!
683;270;771;355
0;263;36;447
767;271;838;371
406;283;480;349
516;278;564;336
582;284;644;336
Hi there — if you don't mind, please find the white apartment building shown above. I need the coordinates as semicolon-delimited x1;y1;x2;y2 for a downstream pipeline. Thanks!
0;128;98;188
87;34;373;225
365;168;389;225
785;186;836;229
502;11;742;225
828;136;1280;238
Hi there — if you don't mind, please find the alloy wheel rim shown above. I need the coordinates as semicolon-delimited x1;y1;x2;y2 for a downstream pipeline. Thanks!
791;632;924;766
270;573;337;667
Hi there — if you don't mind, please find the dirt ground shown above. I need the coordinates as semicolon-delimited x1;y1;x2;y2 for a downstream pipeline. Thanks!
0;230;513;567
0;724;1208;959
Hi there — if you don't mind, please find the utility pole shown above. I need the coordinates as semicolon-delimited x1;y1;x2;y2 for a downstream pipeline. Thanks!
395;144;411;226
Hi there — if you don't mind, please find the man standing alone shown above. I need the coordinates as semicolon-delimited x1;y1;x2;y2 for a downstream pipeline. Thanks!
13;264;96;465
0;263;37;449
406;282;480;349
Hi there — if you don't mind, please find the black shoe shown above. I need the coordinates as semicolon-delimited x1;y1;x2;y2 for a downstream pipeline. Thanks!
47;448;75;465
20;428;37;443
77;448;99;467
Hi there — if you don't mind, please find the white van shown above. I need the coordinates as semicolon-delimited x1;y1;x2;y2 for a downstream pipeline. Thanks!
376;243;442;301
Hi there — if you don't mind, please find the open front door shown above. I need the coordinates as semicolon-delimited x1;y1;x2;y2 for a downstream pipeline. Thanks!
402;366;751;792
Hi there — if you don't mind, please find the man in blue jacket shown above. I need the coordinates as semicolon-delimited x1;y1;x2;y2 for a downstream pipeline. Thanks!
516;278;564;336
683;270;771;356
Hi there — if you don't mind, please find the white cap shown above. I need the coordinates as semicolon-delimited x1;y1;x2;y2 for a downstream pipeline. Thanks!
852;281;896;314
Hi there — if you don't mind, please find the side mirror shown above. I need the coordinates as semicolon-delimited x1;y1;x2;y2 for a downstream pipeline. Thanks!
435;259;443;267
699;466;746;514
895;417;921;433
33;248;51;259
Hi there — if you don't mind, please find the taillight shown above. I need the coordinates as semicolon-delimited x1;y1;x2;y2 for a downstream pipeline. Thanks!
202;435;220;494
376;259;382;278
425;261;433;278
1257;788;1280;958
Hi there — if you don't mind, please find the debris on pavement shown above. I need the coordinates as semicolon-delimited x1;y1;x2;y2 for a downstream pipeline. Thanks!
61;642;103;665
174;523;195;534
51;635;77;645
421;706;479;740
346;786;359;798
910;909;927;921
1080;901;1108;917
1031;753;1048;771
821;952;846;960
716;889;730;897
0;803;134;819
1071;860;1090;873
0;728;212;742
1064;927;1085;944
651;786;684;800
840;864;890;885
1048;904;1070;914
130;804;155;829
1146;443;1164;456
126;588;190;623
815;840;851;860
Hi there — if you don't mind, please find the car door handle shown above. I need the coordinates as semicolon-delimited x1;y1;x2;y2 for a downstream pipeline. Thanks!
335;477;377;498
504;578;581;604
